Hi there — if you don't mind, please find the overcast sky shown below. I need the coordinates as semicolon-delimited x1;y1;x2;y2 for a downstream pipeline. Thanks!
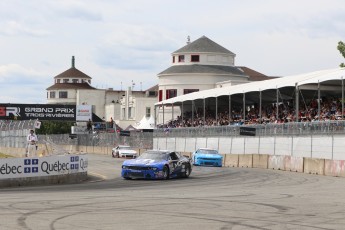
1;0;344;104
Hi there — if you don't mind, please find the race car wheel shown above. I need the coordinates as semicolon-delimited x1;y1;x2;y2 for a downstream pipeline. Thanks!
123;177;131;180
183;164;191;178
111;151;115;158
162;166;169;180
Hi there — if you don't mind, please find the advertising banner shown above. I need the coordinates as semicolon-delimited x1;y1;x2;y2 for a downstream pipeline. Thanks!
0;104;76;121
0;154;88;179
239;127;256;136
76;105;92;121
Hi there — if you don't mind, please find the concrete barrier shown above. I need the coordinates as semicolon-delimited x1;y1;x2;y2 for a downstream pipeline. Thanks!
285;156;304;172
238;154;252;168
303;157;325;175
268;155;285;170
253;154;268;169
324;159;345;177
224;154;239;167
0;172;87;188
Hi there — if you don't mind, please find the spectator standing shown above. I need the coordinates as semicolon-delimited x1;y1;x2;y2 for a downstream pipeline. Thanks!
110;117;114;128
87;119;92;133
26;129;38;157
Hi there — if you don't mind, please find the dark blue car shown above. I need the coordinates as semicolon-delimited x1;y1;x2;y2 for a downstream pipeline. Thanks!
121;150;192;179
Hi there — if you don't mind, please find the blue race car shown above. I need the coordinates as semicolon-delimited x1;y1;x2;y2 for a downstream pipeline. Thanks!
121;150;192;179
192;148;223;167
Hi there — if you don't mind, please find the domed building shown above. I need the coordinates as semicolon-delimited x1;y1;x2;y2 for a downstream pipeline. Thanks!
46;56;158;129
46;56;96;105
156;36;273;124
157;36;271;102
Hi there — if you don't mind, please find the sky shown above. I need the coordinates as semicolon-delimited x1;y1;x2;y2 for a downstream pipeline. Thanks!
0;0;344;104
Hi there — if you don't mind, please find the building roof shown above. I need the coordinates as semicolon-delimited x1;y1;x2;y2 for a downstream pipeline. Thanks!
145;84;158;91
54;67;92;79
238;66;276;81
46;83;96;90
158;64;246;76
173;36;235;55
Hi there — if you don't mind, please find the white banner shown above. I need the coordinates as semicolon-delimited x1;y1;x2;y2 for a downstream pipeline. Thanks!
0;154;88;179
76;105;92;121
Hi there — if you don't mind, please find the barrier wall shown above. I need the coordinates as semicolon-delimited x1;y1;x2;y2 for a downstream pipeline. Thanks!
253;154;268;169
0;154;88;188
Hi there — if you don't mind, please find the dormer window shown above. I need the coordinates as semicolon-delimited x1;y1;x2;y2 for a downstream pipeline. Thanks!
63;79;69;83
178;55;185;62
191;55;200;62
56;79;61;83
172;56;175;63
72;79;78;83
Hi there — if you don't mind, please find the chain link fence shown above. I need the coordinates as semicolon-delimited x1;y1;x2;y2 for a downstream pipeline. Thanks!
153;120;345;138
0;120;36;148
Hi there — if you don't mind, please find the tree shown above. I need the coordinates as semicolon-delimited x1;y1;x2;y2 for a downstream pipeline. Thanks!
36;121;74;135
337;41;345;67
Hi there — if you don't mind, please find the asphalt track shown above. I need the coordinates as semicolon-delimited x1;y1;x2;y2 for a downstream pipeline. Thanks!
1;154;345;230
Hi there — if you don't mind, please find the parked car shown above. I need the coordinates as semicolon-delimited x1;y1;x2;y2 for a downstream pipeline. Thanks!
192;148;223;167
121;150;192;179
112;145;137;158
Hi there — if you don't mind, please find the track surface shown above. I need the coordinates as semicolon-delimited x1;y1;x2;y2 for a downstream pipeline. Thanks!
1;154;345;230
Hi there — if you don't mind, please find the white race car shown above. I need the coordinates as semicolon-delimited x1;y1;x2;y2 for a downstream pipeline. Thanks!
112;145;137;158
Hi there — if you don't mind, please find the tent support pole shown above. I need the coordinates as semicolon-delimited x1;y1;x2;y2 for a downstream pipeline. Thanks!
295;83;299;122
276;87;279;121
243;93;246;123
216;97;218;125
181;101;184;125
318;81;321;121
229;93;231;125
192;101;194;127
172;103;174;123
259;90;262;123
341;77;344;120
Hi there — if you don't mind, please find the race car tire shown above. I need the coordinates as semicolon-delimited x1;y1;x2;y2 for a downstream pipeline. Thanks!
163;165;169;180
111;151;115;158
123;177;131;180
183;164;191;178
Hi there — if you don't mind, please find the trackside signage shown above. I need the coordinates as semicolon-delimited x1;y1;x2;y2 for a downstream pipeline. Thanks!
0;154;88;179
0;104;76;121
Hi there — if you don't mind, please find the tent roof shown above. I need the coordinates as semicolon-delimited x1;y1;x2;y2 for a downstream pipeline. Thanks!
135;116;155;129
156;68;345;105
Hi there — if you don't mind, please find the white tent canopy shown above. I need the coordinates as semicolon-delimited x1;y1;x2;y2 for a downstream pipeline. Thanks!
135;115;155;130
156;68;345;105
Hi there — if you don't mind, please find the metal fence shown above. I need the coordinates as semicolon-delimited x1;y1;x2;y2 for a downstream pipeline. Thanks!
40;132;153;149
153;120;345;138
0;120;36;148
0;120;153;151
3;120;345;153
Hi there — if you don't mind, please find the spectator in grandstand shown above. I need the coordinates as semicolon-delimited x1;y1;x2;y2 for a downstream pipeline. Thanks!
26;129;38;157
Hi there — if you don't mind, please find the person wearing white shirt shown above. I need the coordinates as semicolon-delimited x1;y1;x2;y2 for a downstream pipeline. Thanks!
26;129;38;157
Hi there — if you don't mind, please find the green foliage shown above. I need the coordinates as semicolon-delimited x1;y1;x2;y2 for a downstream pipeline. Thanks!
36;121;74;135
337;41;345;67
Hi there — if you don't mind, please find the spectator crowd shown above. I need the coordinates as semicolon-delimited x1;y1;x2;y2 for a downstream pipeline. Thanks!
161;96;345;128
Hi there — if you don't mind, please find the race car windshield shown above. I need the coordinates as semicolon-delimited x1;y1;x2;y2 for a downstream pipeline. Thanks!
197;149;218;154
138;152;169;161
